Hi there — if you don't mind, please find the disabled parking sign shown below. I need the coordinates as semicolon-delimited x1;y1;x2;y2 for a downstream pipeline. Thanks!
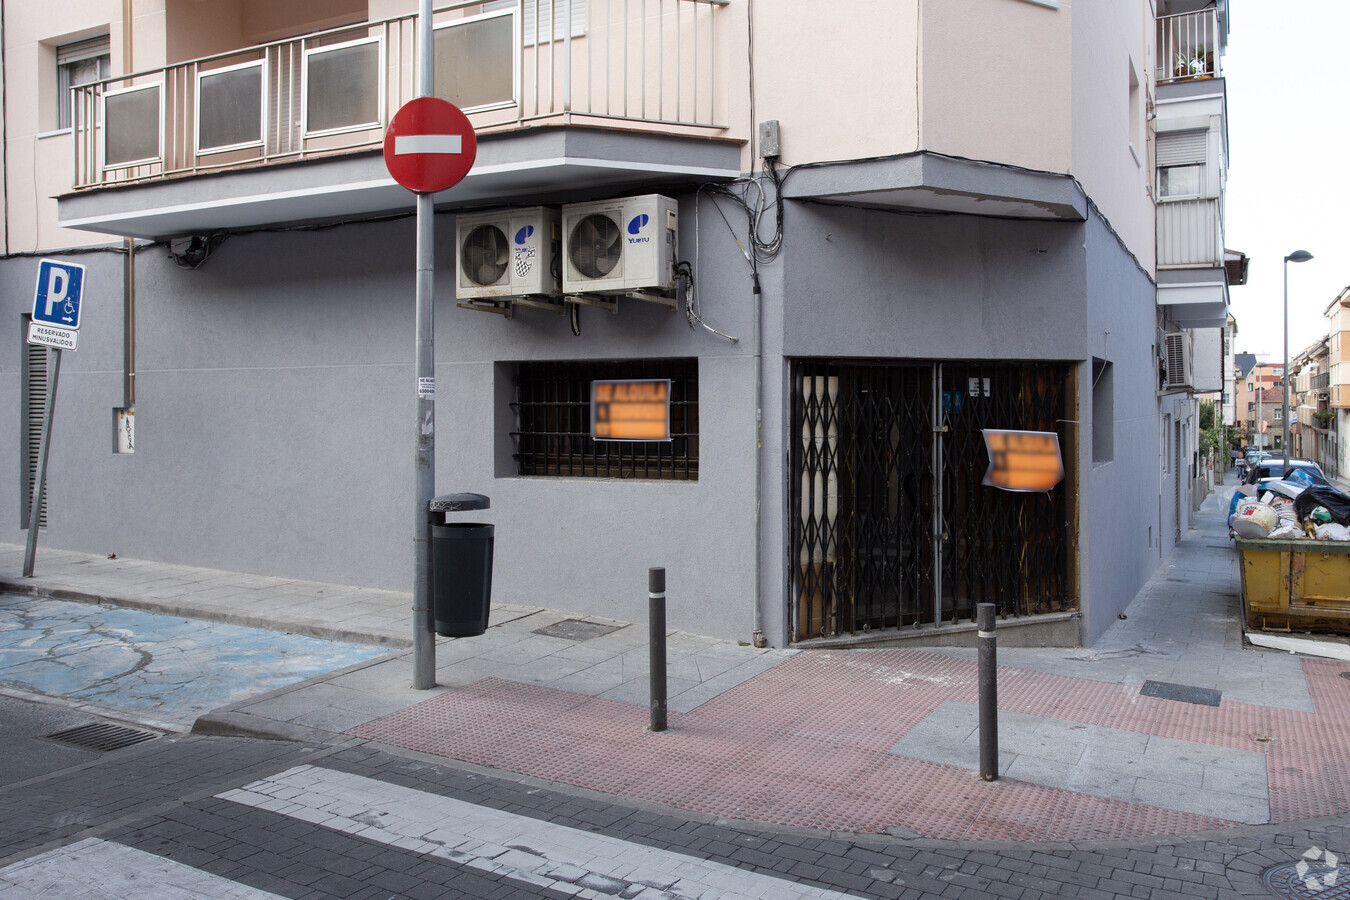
32;259;85;330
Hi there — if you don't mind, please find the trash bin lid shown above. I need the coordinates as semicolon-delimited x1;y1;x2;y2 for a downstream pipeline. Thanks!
429;492;490;512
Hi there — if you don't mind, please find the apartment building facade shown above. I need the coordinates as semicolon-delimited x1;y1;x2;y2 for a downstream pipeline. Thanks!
1326;287;1350;477
1289;337;1333;475
1236;361;1285;449
3;0;1231;647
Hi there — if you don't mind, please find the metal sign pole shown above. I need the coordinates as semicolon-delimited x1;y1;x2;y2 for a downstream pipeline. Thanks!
23;347;62;577
411;0;437;690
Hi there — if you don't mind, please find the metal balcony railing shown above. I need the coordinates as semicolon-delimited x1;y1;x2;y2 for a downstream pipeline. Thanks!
71;0;730;190
1157;9;1220;84
1312;372;1331;391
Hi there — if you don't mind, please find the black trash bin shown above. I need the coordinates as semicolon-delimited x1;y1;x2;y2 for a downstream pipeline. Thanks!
430;522;494;637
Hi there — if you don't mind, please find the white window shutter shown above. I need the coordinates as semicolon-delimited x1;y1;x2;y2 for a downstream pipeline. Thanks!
484;0;586;43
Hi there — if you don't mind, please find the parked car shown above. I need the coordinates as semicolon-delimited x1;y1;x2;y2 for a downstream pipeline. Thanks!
1244;448;1272;467
1243;458;1328;487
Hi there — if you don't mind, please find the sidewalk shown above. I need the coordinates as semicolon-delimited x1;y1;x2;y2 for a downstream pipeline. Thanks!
3;483;1350;844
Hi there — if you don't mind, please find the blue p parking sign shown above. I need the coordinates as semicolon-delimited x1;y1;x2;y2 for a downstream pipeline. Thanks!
32;259;85;330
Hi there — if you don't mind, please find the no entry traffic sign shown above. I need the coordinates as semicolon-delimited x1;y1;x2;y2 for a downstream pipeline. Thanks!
383;97;477;194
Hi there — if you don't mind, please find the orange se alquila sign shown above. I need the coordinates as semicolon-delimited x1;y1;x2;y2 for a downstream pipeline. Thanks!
982;429;1064;492
591;379;672;441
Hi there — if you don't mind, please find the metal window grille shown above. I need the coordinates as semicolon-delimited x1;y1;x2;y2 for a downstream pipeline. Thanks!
22;330;49;528
790;359;1072;641
513;359;697;479
938;362;1071;623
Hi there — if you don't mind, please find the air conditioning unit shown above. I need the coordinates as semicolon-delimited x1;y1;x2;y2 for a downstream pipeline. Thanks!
455;207;561;300
561;194;678;295
1164;332;1193;390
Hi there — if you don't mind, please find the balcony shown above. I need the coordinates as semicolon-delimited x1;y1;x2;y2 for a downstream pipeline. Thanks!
1154;5;1229;331
1157;7;1222;84
58;0;742;241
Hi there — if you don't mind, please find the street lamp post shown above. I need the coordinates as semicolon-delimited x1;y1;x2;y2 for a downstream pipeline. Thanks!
1283;250;1313;477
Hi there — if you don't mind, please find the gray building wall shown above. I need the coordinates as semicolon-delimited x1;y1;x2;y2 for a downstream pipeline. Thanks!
1081;212;1161;645
2;213;765;641
3;183;1162;647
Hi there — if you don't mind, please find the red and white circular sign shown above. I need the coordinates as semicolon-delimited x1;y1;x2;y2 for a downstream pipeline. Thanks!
383;97;477;194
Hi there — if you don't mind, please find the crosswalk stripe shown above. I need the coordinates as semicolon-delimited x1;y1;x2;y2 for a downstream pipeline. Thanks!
219;764;862;900
0;837;285;899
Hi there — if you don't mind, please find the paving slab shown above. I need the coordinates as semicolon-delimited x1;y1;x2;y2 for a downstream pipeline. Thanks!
4;478;1350;844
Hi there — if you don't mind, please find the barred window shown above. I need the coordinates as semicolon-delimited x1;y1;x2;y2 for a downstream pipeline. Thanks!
57;36;110;130
513;359;698;479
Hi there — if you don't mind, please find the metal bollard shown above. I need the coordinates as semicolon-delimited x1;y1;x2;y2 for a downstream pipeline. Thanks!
977;602;998;781
649;567;667;732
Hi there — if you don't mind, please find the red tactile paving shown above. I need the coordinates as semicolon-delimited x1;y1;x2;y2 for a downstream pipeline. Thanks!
348;648;1350;841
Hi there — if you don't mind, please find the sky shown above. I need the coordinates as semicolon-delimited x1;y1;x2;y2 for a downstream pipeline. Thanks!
1222;0;1350;362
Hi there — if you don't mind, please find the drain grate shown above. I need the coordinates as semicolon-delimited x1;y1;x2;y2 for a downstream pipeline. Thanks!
532;619;622;641
44;723;159;752
1264;859;1347;898
1140;680;1221;707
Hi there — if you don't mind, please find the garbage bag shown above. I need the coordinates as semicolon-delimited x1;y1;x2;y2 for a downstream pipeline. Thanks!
1293;484;1350;526
1284;467;1318;488
1315;523;1350;541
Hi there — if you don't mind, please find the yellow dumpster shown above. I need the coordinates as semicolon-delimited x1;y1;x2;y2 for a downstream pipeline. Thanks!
1236;538;1350;634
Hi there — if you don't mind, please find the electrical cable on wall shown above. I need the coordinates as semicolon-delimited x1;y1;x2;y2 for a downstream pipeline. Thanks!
699;158;789;270
677;259;737;343
676;144;798;344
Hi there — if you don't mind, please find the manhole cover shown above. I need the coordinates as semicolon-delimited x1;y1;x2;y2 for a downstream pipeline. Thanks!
44;723;159;752
1140;680;1221;707
1264;857;1346;898
532;619;622;641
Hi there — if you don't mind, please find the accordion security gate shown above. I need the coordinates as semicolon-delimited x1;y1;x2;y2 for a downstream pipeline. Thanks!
790;361;1074;642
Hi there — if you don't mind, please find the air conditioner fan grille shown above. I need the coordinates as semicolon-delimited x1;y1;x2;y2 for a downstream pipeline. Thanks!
462;224;510;286
569;213;622;279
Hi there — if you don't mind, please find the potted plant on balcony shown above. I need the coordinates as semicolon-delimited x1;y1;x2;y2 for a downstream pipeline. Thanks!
1173;46;1214;79
1313;410;1335;428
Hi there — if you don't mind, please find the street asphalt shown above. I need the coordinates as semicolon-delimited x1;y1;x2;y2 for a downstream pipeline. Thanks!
1;470;1349;898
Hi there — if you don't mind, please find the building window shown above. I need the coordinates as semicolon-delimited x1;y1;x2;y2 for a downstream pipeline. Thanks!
57;35;111;130
1162;414;1171;474
1156;130;1207;200
513;358;698;479
1158;164;1201;198
1092;358;1113;464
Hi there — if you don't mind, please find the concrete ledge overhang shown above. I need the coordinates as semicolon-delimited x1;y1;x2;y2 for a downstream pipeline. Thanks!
1158;266;1229;329
57;126;744;241
781;151;1089;221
